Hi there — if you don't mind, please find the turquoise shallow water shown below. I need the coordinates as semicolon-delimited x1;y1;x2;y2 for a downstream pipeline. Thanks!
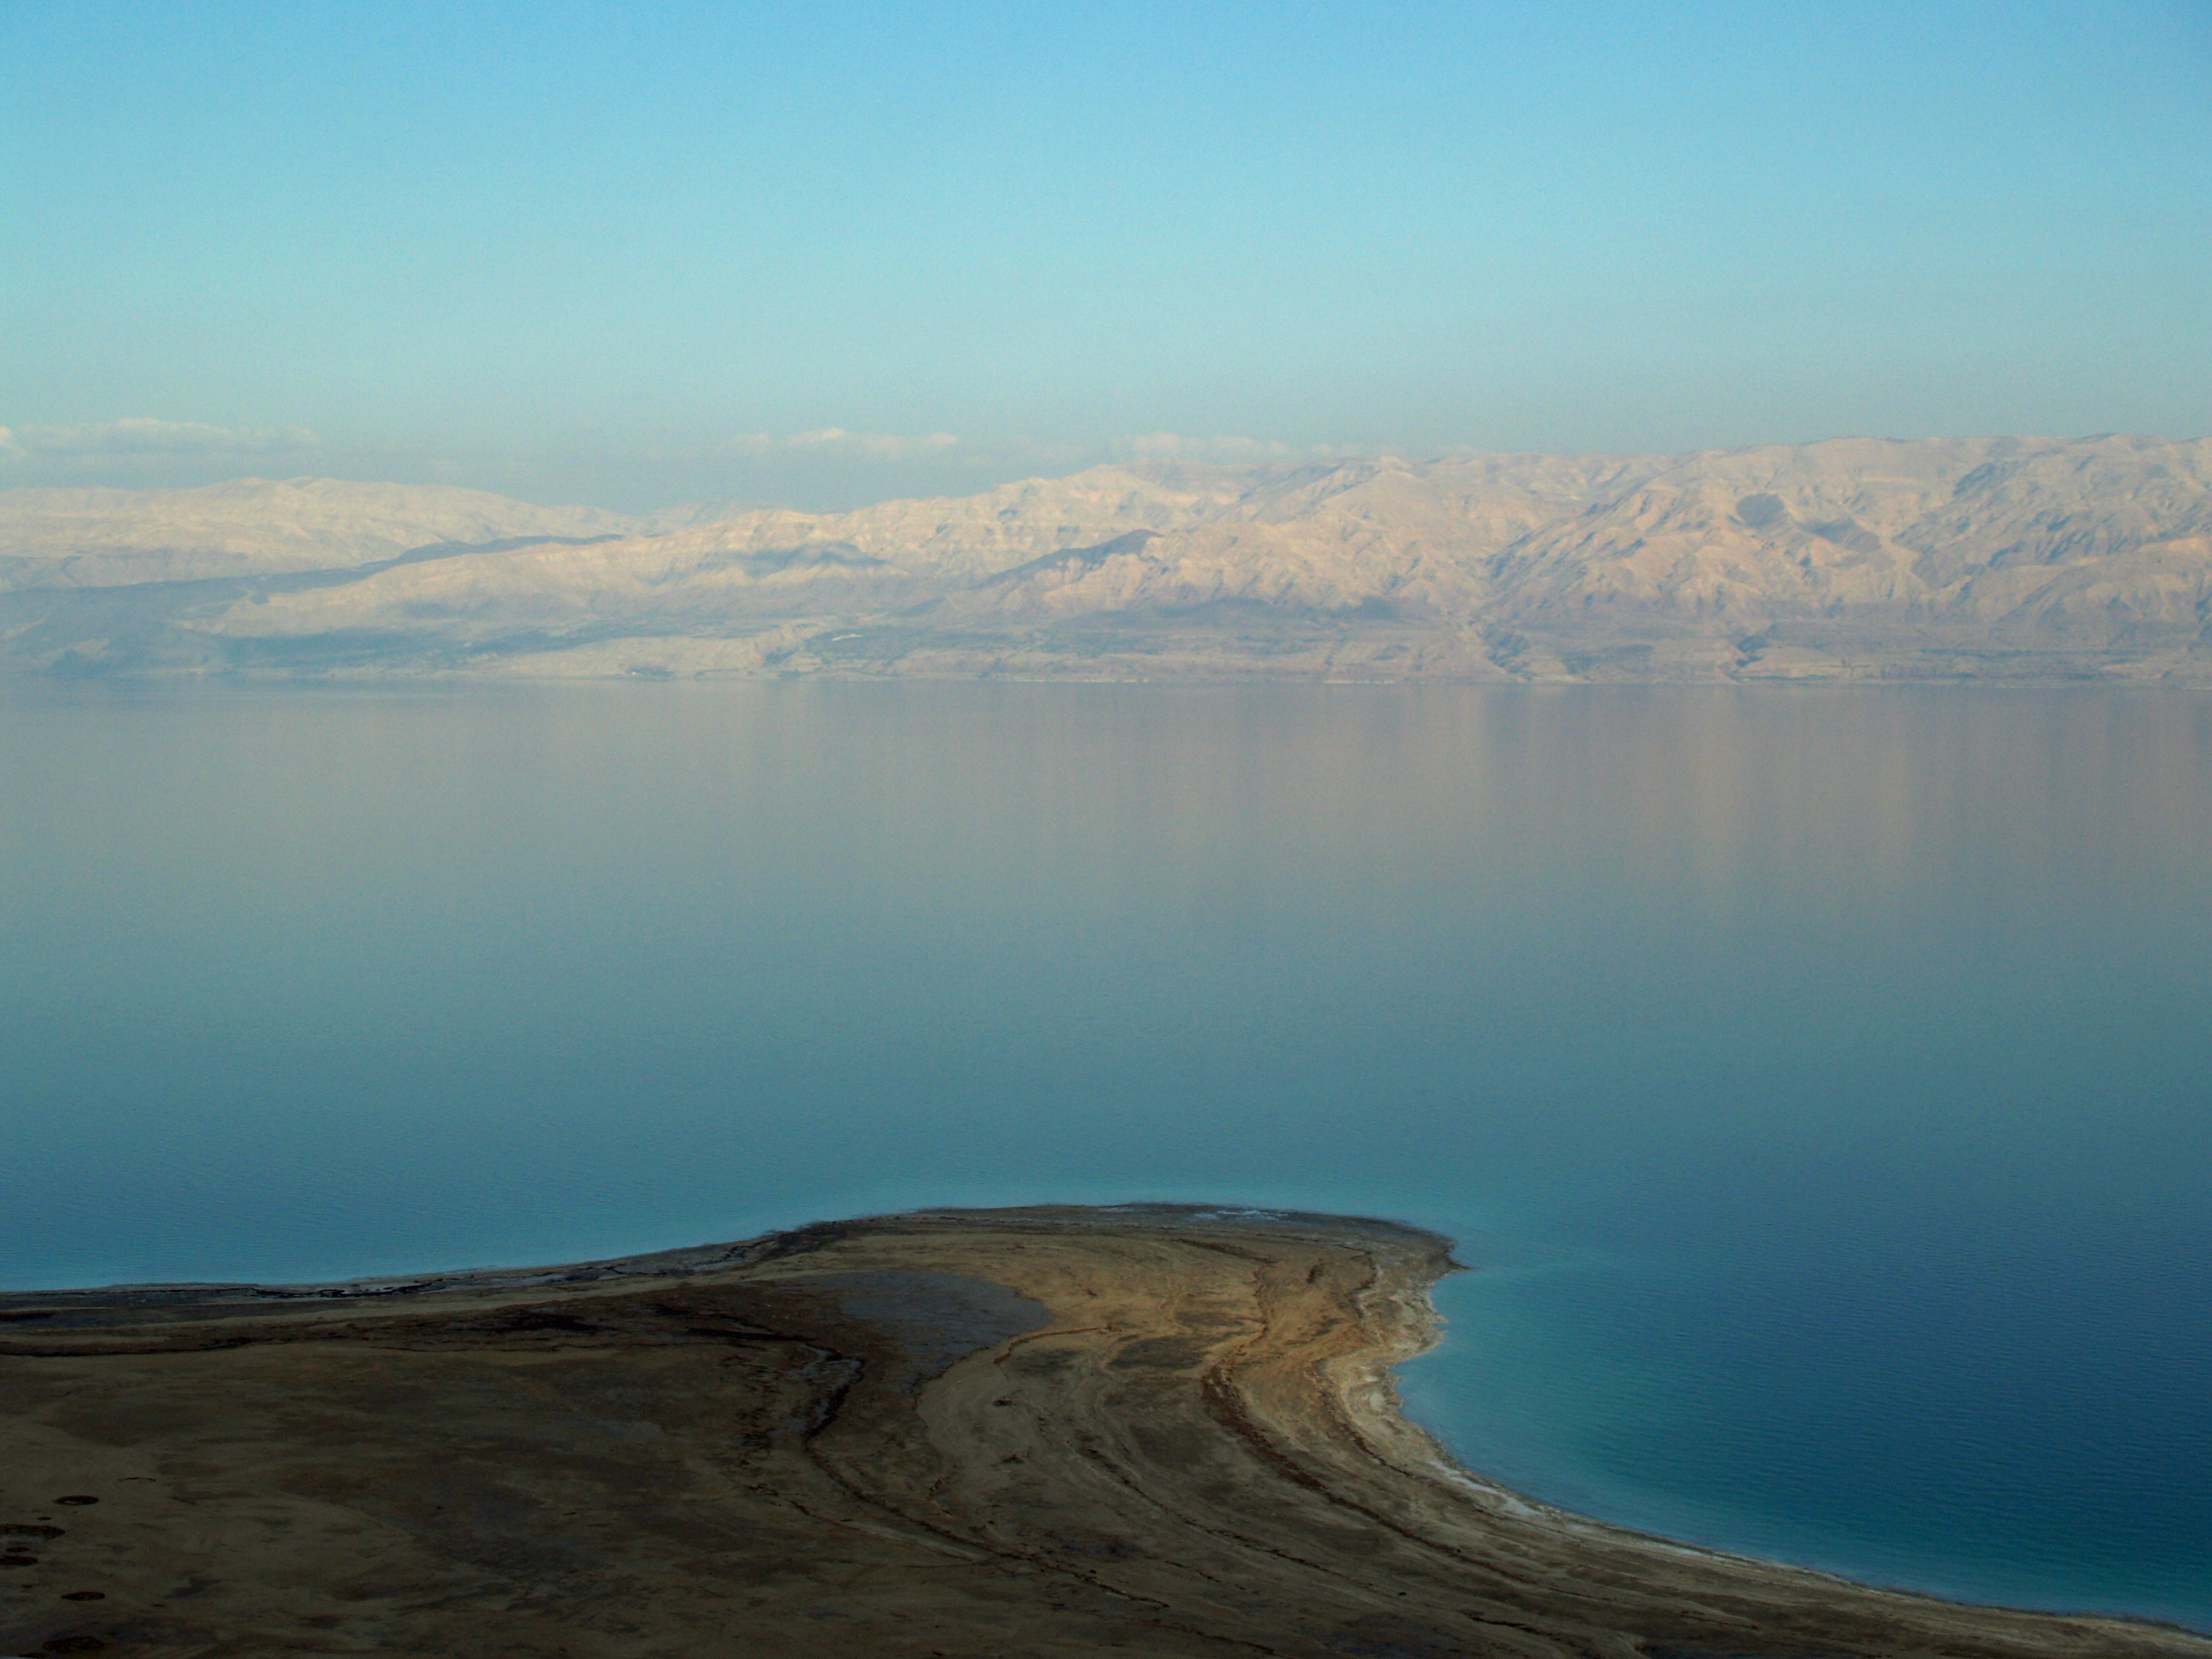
3;680;2208;1629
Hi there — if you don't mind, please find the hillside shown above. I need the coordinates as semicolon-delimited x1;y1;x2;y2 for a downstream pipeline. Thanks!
3;436;2208;681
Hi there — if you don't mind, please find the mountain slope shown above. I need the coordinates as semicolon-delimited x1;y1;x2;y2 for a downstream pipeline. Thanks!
3;438;2207;681
0;476;647;590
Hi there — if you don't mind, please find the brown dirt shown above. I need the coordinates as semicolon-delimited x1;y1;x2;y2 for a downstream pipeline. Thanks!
1;1205;2203;1658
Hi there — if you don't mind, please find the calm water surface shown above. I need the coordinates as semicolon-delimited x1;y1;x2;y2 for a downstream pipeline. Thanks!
3;682;2208;1627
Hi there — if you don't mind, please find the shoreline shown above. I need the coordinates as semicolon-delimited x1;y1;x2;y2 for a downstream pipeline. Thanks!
4;1204;2207;1658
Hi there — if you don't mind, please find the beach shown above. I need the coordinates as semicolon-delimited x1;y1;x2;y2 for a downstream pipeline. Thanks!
3;1204;2203;1658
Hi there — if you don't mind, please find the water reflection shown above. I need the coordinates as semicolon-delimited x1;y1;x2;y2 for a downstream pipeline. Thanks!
2;680;2209;1623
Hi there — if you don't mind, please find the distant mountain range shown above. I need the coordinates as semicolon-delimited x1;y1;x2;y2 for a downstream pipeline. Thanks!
5;435;2209;682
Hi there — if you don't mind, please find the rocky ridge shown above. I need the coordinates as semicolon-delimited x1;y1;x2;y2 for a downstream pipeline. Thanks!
3;435;2207;681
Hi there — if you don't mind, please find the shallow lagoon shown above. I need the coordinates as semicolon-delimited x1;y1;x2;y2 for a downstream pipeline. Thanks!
4;680;2208;1627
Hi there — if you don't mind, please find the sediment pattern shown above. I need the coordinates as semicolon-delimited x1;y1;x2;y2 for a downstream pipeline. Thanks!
3;1206;2203;1657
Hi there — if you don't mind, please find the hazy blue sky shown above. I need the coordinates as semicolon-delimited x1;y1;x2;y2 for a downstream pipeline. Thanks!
3;1;2207;509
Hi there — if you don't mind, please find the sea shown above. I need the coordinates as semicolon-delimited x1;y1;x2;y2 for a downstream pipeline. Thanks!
3;679;2207;1630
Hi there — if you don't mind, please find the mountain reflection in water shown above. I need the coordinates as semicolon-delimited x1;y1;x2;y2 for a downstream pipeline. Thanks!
3;680;2208;1627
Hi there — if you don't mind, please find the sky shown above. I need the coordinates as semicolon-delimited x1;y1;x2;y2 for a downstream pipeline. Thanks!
3;0;2208;511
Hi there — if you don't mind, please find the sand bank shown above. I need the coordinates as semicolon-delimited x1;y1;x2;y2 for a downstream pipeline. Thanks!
2;1204;2203;1658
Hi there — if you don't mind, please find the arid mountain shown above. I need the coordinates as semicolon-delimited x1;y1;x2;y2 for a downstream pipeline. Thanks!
0;476;647;590
4;436;2209;681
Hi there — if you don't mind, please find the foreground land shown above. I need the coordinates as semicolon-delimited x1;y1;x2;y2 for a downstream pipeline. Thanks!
3;1206;2205;1658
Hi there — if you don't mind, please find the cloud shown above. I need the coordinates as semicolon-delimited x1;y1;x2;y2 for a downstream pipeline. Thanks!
0;417;320;460
724;428;961;462
1111;432;1360;464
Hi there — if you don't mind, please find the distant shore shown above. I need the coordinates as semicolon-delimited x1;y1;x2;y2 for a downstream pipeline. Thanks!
3;1204;2206;1658
9;441;2212;684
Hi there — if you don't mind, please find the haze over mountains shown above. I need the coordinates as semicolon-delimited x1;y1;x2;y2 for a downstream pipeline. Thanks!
5;435;2209;682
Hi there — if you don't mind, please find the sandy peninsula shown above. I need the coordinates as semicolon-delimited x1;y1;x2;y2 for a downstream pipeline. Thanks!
1;1204;2204;1658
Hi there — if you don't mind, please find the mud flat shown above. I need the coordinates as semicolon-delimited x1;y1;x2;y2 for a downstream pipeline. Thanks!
2;1205;2204;1658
